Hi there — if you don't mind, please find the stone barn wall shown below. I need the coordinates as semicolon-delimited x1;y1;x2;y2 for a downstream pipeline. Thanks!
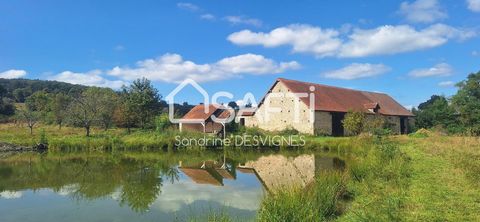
244;82;314;134
313;111;332;135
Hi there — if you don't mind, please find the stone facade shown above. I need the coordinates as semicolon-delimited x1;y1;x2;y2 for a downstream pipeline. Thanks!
243;81;412;135
243;81;314;134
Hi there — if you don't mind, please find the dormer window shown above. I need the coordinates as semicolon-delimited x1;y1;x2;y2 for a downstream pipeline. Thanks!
364;102;380;113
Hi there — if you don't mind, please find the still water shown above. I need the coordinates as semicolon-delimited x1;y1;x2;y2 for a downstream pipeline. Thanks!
0;150;345;221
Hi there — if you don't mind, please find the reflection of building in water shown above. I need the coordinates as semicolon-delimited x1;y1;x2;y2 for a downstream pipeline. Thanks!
238;154;345;191
178;160;236;186
179;154;344;190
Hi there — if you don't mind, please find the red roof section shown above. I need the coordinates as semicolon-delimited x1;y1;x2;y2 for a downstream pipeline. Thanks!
181;104;232;121
179;168;223;186
271;78;414;116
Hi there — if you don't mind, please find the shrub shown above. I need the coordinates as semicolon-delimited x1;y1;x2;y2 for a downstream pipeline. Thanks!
343;111;366;136
155;114;172;131
279;126;300;135
39;128;48;145
409;128;430;138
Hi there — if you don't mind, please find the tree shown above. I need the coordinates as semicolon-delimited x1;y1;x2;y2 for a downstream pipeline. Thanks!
227;101;239;110
342;111;366;136
121;78;161;129
0;98;15;118
68;87;114;136
98;91;118;131
114;89;140;133
25;91;53;122
414;95;457;130
452;71;480;134
51;93;71;129
17;106;40;135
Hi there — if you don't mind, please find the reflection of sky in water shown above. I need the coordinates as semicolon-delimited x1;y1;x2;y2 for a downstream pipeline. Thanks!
0;170;264;222
0;152;344;221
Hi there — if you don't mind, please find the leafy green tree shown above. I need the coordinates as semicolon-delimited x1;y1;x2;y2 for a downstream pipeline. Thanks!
25;91;53;122
121;78;161;129
0;98;15;118
452;71;480;135
115;91;138;133
51;93;72;129
414;95;457;131
68;87;115;136
342;111;366;136
99;90;119;131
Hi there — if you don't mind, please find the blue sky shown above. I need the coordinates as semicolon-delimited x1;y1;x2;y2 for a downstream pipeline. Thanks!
1;0;479;108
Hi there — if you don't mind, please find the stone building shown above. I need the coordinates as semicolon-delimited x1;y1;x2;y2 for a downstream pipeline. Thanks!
238;78;414;136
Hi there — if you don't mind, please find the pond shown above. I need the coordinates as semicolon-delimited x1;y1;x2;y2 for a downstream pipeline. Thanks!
0;150;346;221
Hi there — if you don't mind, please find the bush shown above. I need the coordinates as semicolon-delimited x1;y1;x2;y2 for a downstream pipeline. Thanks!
343;111;365;136
39;128;48;145
155;114;172;131
279;126;299;135
409;128;431;138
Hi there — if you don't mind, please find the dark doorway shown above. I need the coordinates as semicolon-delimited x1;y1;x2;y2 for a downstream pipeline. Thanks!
400;117;407;134
331;112;345;136
239;118;245;126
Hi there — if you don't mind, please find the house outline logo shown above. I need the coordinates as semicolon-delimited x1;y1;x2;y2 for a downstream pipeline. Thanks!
166;78;209;124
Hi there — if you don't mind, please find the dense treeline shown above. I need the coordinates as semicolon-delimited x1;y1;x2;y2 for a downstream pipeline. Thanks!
0;78;194;136
413;71;480;135
0;78;87;102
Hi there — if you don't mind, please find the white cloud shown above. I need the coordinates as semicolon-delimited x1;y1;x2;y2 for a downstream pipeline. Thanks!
339;24;474;57
108;53;300;83
467;0;480;12
200;13;215;20
408;63;453;77
228;24;342;58
49;70;127;89
228;24;476;58
404;105;414;110
438;80;455;87
152;178;263;213
399;0;447;23
114;45;125;51
0;69;27;79
177;2;200;11
322;63;391;80
224;16;263;27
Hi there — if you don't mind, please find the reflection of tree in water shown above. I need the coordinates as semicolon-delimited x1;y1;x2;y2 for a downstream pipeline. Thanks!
0;154;179;212
0;150;341;212
119;165;163;213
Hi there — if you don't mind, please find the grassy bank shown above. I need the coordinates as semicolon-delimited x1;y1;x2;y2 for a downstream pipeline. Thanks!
256;134;480;221
0;123;207;151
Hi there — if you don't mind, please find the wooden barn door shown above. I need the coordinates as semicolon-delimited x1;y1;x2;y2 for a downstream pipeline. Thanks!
331;112;345;137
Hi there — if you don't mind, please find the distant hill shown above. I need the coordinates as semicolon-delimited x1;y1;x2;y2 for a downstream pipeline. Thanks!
0;78;88;102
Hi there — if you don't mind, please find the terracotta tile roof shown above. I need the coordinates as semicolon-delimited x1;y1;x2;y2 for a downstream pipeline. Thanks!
179;168;223;186
237;108;256;116
215;168;235;180
263;78;414;116
237;167;256;174
181;104;232;121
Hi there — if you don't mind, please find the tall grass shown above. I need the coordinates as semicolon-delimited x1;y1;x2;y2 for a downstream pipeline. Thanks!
257;172;347;222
